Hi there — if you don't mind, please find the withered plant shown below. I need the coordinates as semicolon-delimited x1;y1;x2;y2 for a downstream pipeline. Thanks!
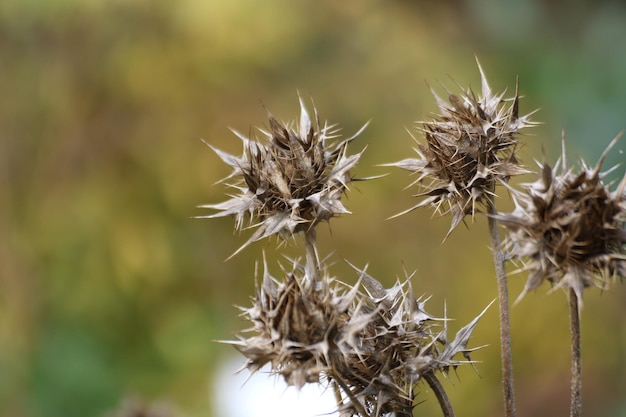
493;133;626;417
202;98;489;417
201;63;624;417
388;61;536;417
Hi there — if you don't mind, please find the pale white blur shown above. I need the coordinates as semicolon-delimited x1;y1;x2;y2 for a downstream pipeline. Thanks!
214;356;340;417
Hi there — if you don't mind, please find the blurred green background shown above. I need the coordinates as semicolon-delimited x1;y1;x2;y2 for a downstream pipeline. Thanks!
1;0;625;416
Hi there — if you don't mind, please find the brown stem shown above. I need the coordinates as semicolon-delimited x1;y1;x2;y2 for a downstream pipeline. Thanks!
487;201;516;417
569;289;582;417
334;376;372;417
331;380;345;410
424;372;455;417
304;228;319;286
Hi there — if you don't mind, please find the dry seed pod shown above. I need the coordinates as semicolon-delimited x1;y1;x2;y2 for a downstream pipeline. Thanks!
494;133;626;305
336;264;490;417
389;61;536;237
228;257;359;389
199;97;368;257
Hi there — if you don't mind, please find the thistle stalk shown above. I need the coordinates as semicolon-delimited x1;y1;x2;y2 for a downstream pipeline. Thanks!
487;199;516;417
569;289;582;417
304;228;320;286
333;376;372;417
424;371;456;417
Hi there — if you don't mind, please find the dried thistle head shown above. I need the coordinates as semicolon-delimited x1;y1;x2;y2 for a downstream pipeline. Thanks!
494;133;626;304
198;97;367;256
228;259;489;417
333;264;490;417
229;257;360;389
389;61;536;236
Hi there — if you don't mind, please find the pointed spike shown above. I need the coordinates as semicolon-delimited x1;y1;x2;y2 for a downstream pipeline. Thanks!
229;128;251;143
512;288;525;305
512;76;520;120
297;93;311;137
352;173;389;182
474;56;492;100
561;129;568;172
345;260;388;301
427;80;451;112
205;142;242;169
225;240;253;261
386;196;439;220
224;222;271;261
439;299;494;364
440;300;448;345
593;131;623;177
442;207;465;241
345;120;370;143
477;298;496;319
616;169;626;198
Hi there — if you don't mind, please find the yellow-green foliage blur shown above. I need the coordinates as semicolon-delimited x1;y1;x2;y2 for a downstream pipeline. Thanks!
1;1;625;416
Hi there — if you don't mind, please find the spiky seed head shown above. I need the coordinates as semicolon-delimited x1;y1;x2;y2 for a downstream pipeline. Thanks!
199;97;367;256
389;61;536;237
494;134;626;305
226;259;489;417
335;264;490;417
228;258;364;390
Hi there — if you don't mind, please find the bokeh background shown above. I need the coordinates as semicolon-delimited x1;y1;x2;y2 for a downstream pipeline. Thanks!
1;0;625;416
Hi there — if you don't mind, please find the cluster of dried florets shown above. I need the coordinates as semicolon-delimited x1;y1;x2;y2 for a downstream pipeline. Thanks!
495;134;626;304
230;260;488;417
198;97;367;256
390;63;536;236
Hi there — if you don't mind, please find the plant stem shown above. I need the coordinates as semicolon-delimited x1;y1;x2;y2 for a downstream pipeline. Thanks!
424;372;455;417
304;228;319;286
487;201;516;417
334;376;372;417
569;289;582;417
330;378;346;414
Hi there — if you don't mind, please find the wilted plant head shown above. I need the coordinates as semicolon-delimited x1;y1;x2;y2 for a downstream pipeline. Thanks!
198;96;368;257
227;258;490;417
336;264;491;417
229;257;357;389
389;60;537;237
494;133;626;305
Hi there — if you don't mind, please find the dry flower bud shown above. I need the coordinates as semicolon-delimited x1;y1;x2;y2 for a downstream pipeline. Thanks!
389;61;537;237
228;257;357;389
494;133;626;305
198;97;368;257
